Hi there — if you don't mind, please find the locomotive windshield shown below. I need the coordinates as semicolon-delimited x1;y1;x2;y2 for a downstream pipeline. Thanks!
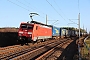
21;24;33;29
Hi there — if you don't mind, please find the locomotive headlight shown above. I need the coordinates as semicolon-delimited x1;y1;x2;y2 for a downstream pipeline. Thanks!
19;34;22;36
19;31;23;34
28;32;32;34
30;34;32;37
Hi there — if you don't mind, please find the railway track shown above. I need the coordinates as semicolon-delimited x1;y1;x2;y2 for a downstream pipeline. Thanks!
0;39;61;59
35;40;72;60
0;38;72;60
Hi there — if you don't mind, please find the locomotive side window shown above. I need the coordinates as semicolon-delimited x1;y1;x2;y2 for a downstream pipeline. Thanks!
36;26;38;30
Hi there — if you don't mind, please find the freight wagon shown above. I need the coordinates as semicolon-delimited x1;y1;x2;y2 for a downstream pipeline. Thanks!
71;30;76;37
60;28;66;38
75;31;79;37
66;29;71;37
62;29;77;38
52;26;60;39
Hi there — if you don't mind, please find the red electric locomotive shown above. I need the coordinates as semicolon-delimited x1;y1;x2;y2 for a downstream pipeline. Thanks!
18;21;52;44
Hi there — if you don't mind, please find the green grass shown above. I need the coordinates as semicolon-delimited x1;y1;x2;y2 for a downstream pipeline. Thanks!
85;38;90;48
80;37;90;60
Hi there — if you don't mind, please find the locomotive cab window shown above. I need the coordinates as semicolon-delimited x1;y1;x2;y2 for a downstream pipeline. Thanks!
28;25;33;29
21;24;33;29
21;24;27;29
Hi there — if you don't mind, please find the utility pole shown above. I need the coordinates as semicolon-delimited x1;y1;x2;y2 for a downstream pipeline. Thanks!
83;24;84;36
46;15;47;25
78;13;80;40
78;13;81;60
46;15;58;25
86;28;87;33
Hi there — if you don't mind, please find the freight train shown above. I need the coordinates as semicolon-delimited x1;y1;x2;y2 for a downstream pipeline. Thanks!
18;21;78;44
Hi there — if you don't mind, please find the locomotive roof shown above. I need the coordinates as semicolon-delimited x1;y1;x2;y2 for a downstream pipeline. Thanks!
30;21;52;27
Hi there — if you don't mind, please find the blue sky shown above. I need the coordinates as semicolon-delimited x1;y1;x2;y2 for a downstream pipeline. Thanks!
0;0;90;32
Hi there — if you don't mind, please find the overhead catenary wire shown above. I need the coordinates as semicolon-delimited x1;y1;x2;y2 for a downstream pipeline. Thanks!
7;0;76;25
10;0;47;20
23;0;45;15
15;0;45;19
23;0;55;20
46;0;67;22
53;0;77;24
7;0;31;12
7;0;59;25
53;0;66;16
15;0;35;11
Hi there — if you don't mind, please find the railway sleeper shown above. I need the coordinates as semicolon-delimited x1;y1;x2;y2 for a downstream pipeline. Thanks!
0;38;69;60
35;40;72;60
10;40;62;60
10;40;69;60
